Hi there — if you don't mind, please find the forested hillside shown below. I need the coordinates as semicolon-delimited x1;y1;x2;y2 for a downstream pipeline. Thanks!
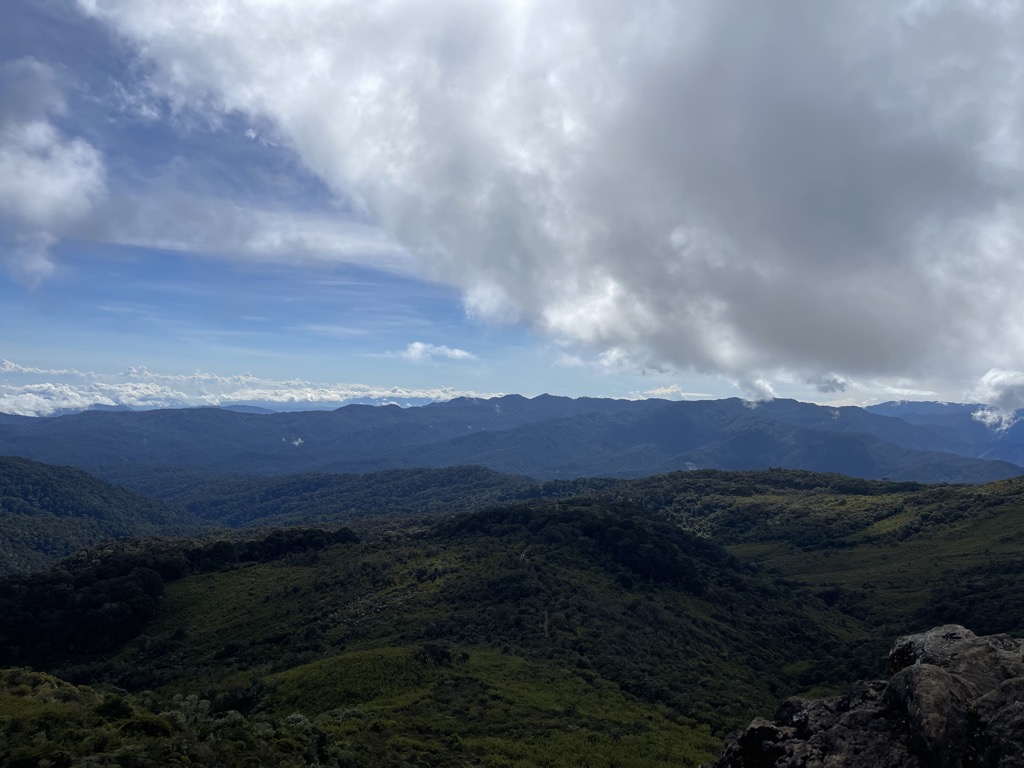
0;457;202;574
112;464;539;528
3;461;1024;765
0;504;854;766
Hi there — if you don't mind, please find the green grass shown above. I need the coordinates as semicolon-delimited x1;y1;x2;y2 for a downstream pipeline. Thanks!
265;646;720;767
733;490;1024;630
1;641;722;767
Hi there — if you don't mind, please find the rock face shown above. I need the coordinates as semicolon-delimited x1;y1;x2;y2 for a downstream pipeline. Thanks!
706;625;1024;768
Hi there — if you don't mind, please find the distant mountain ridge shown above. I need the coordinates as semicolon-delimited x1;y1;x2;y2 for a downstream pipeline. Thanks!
867;399;1024;465
0;395;1021;484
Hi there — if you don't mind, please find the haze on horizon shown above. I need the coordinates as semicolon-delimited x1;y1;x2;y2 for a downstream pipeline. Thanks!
4;1;1024;419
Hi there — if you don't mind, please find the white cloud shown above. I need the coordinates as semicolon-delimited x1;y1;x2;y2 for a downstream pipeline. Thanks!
0;359;499;416
639;384;714;400
0;122;104;227
738;378;778;402
597;347;634;371
1;359;92;376
7;233;58;284
0;58;106;282
970;368;1024;430
78;2;1024;393
91;190;412;272
400;342;476;362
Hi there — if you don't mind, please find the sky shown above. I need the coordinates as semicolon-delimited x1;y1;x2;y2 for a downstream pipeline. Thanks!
4;1;1024;417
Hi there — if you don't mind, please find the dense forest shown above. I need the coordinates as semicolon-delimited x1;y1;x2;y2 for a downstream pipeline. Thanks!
2;460;1024;766
0;457;202;574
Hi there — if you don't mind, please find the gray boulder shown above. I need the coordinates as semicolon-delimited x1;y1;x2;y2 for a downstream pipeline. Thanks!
706;625;1024;768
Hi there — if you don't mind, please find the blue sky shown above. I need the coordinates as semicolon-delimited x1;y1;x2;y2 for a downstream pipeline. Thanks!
4;1;1024;416
1;0;712;412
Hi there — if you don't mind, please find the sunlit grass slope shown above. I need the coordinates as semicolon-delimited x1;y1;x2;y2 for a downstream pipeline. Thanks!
588;470;1024;638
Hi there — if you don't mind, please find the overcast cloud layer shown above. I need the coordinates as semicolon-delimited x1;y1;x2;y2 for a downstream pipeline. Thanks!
75;1;1024;404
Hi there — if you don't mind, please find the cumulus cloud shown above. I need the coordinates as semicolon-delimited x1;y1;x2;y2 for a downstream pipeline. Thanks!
970;368;1024;430
0;359;498;416
738;378;778;403
0;58;106;282
400;342;476;362
78;1;1024;392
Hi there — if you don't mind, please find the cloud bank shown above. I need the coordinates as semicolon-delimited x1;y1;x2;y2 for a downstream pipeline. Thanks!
78;1;1024;392
0;359;499;416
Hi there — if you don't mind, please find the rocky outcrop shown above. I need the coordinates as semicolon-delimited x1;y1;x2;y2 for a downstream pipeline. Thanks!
706;625;1024;768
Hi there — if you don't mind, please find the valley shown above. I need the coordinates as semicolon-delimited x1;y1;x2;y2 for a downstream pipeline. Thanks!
2;401;1024;766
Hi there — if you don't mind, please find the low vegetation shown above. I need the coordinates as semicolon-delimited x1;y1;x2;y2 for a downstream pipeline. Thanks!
3;465;1024;765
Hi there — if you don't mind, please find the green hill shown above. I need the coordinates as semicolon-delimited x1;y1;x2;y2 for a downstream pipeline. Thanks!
0;456;203;575
0;500;864;766
5;468;1024;765
575;469;1024;639
0;658;719;768
112;464;539;528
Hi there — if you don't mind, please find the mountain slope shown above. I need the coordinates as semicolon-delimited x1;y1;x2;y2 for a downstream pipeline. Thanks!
868;400;1024;464
0;457;202;574
343;403;1022;482
124;465;539;528
0;502;861;727
0;498;871;766
573;469;1024;641
0;396;1020;484
5;469;1024;765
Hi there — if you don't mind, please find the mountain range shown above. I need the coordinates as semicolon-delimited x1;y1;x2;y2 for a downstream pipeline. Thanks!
1;395;1022;484
3;394;1024;765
